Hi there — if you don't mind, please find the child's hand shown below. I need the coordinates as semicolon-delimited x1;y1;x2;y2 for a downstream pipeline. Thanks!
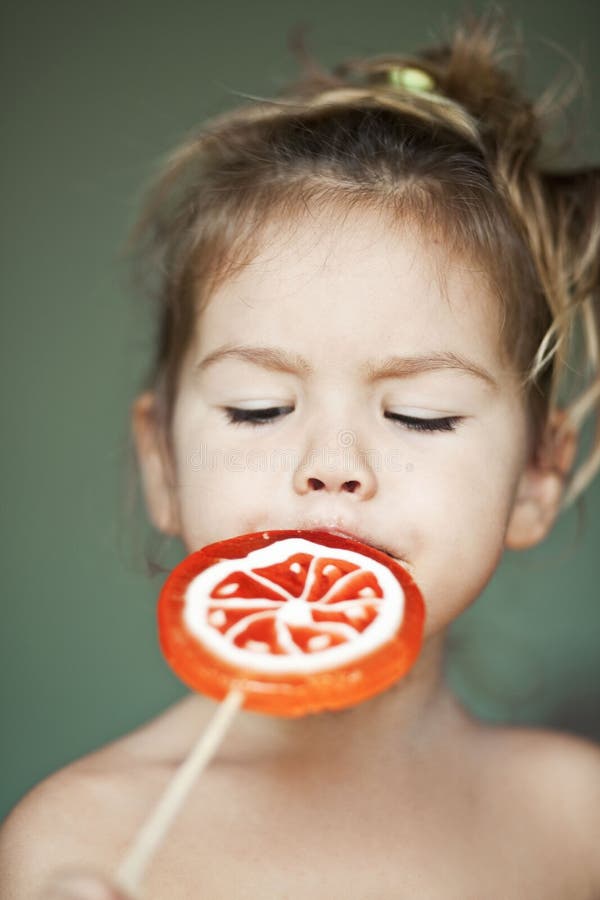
39;871;136;900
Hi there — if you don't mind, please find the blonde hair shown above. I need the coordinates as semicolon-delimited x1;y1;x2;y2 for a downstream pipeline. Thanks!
125;9;600;526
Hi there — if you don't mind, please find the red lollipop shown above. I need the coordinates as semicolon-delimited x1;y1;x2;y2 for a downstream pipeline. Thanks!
158;529;425;716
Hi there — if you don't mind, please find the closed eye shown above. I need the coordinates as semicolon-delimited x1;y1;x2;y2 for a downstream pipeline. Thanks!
222;407;463;433
384;412;463;432
222;406;294;426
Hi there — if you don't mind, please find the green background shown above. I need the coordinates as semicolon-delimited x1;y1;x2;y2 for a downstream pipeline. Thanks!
2;0;599;821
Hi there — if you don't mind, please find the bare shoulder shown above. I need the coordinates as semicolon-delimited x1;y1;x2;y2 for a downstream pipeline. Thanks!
481;721;600;802
0;701;193;899
475;721;600;887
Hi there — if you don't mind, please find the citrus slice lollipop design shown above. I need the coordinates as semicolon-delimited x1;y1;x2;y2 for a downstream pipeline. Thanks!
158;529;425;717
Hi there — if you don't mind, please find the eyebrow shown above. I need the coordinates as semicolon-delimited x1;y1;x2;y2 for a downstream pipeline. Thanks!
196;344;499;389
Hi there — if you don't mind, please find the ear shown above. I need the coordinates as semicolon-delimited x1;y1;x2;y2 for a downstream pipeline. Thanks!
131;391;181;536
505;408;578;550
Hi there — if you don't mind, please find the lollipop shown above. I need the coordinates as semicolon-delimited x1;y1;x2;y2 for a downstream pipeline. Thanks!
116;529;425;897
158;528;425;716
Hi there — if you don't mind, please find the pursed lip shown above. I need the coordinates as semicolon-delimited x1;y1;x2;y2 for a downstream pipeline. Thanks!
292;524;415;576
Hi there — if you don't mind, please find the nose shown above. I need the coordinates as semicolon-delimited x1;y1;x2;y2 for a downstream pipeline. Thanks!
292;432;377;499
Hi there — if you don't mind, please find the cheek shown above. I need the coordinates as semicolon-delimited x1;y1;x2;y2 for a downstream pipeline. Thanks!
411;474;508;636
170;392;294;550
400;432;525;634
410;412;526;521
172;448;274;553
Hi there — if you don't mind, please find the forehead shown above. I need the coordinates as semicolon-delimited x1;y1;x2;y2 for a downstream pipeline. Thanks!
194;204;506;374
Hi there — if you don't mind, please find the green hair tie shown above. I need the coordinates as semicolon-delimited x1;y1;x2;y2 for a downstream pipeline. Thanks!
385;65;436;93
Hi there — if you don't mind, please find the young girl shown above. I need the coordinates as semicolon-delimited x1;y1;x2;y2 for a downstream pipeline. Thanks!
3;12;600;899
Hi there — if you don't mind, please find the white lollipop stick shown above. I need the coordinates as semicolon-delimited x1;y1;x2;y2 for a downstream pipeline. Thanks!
115;686;245;897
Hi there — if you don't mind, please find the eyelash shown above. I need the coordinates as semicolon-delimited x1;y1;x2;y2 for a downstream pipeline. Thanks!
385;412;462;432
222;407;462;433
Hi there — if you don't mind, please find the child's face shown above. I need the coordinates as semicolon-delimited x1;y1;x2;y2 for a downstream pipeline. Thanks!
137;206;539;638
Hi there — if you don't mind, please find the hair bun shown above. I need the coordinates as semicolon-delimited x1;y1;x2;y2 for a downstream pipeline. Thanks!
425;21;539;155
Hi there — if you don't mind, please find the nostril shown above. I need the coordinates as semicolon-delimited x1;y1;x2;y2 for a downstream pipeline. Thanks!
343;480;360;493
307;477;326;490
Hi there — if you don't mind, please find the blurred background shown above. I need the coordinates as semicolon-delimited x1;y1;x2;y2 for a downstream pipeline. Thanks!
2;0;599;820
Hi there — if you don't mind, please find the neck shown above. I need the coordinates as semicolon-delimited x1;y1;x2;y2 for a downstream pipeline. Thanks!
206;631;466;769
